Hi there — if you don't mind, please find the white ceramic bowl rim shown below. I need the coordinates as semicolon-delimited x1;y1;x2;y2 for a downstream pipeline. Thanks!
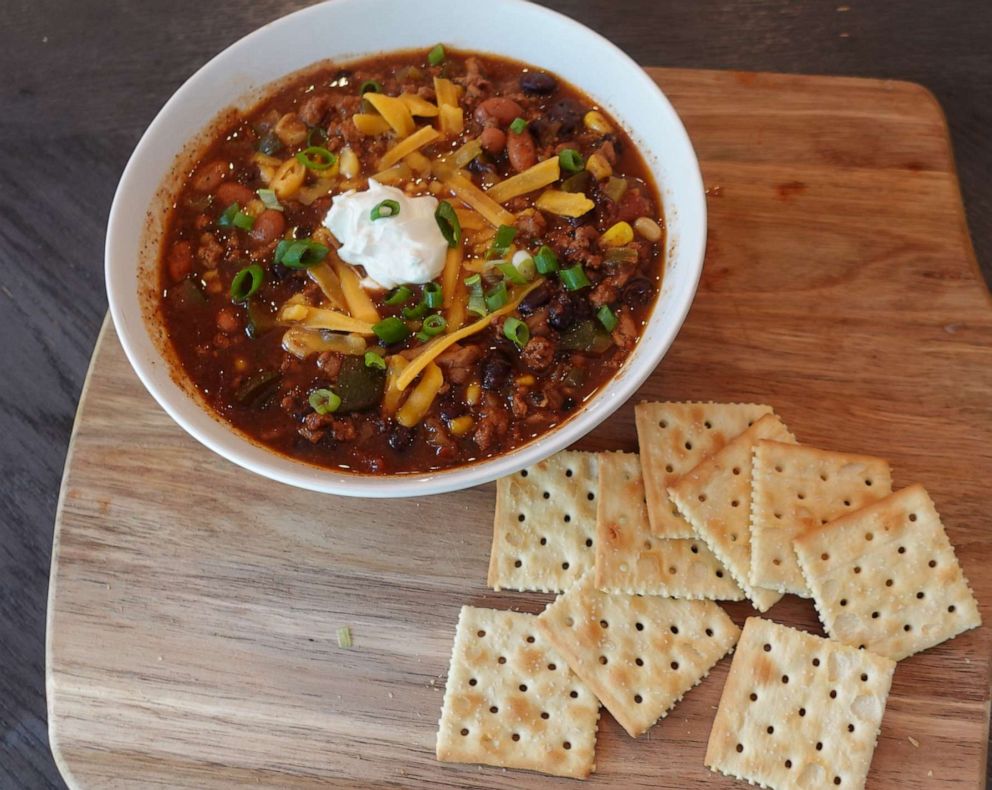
105;0;706;497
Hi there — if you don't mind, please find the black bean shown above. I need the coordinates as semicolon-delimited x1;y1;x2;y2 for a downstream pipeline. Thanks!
547;292;576;331
548;98;585;134
571;295;594;322
520;72;557;94
518;282;552;315
388;423;416;451
481;352;513;391
438;395;467;421
622;276;654;306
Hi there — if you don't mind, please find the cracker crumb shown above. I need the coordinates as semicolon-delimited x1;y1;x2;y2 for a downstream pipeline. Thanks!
908;736;920;748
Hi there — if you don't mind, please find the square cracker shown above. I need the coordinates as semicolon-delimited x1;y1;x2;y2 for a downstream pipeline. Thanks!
794;484;982;661
751;441;893;597
436;606;601;779
706;617;895;790
594;451;744;600
635;402;773;539
488;451;598;593
668;413;796;612
536;570;740;737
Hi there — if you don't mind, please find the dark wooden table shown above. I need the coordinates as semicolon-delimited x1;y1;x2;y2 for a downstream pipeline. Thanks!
1;1;989;787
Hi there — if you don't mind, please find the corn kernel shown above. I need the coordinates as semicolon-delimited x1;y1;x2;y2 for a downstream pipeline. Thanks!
449;415;475;437
465;381;481;406
600;221;634;248
634;216;663;242
339;147;361;179
584;110;613;135
585;152;612;181
516;374;536;387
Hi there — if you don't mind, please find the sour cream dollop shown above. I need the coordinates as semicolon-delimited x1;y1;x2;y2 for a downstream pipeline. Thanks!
323;179;447;290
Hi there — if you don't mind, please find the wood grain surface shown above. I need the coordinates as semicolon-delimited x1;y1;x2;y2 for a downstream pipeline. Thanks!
47;68;992;788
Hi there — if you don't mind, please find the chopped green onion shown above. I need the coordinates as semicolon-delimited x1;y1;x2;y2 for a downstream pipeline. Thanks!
370;199;400;220
485;281;509;311
503;317;530;348
384;285;413;306
256;188;283;211
465;274;487;317
423;282;443;309
295;146;338;171
422;313;447;334
337;626;353;648
427;44;446;66
597;304;619;332
558;148;585;173
534;245;559;274
359;79;383;95
257;131;282;156
402;301;429;320
512;252;537;282
229;264;264;303
217;202;240;227
364;351;386;370
509;117;528;134
496;261;528;285
274;238;329;269
306;126;327;147
435;200;461;247
559;264;591;291
604;176;628;203
309;388;341;415
372;316;411;344
232;210;255;231
487;224;517;259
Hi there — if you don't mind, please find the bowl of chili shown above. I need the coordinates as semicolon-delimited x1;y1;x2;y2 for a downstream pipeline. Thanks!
105;0;706;496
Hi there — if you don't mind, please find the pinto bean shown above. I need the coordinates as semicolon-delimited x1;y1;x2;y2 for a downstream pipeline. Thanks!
166;240;193;283
479;126;507;155
191;160;229;192
215;181;255;207
474;97;524;127
507;129;537;173
248;210;286;247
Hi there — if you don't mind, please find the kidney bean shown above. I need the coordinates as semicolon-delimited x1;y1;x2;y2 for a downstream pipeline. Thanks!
248;210;286;247
474;97;524;127
507;129;537;173
215;181;255;207
479;126;507;155
481;352;513;391
191;160;229;192
520;72;557;94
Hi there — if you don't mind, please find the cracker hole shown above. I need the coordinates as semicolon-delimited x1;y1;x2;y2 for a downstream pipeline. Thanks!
671;661;680;670
698;493;707;503
644;540;653;550
685;441;693;450
636;657;645;667
670;625;680;635
820;473;829;482
834;778;842;786
600;620;609;629
820;519;829;525
774;512;783;520
518;514;525;523
731;500;740;508
526;635;535;643
585;538;593;548
561;561;570;570
775;465;784;473
861;673;868;681
477;630;486;638
812;657;820;667
816;742;824;751
563;514;571;523
904;624;912;632
705;628;714;637
489;705;498;713
731;533;739;542
736;744;744;753
767;725;774;734
539;537;547;546
498;656;506;665
563;741;571;750
885;579;893;587
570;690;578;698
665;464;674;473
691;544;700;554
909;513;918;522
659;420;668;428
949;605;957;613
853;566;861;574
565;617;574;627
781;674;789;684
799;707;806;717
929;559;937;568
830;690;838;699
469;678;477;686
599;655;608;665
897;546;906;554
763;643;772;653
520;470;528;477
750;692;758;702
587;491;595;501
565;468;573;477
773;558;782;566
732;466;741;476
541;711;550;719
865;532;873;541
461;728;469;736
636;622;644;631
547;662;557;671
716;570;724;578
519;684;528;692
916;591;925;599
797;492;806;500
865;478;872;486
542;491;550;499
843;499;851;507
848;723;855;732
871;611;880;619
840;599;848;607
512;733;520;742
785;759;792;769
821;552;830;561
634;694;643;704
514;559;522;568
704;420;713;429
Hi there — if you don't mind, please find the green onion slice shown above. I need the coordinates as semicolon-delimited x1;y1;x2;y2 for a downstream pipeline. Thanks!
309;388;341;415
384;285;413;306
421;313;447;337
370;199;401;220
256;188;283;211
427;44;446;66
503;317;530;349
509;117;528;134
465;273;487;317
423;282;443;309
487;224;517;259
597;304;619;332
372;316;411;344
359;79;383;95
534;245;559;274
218;202;240;228
485;281;509;311
364;351;386;370
232;210;255;231
435;200;461;247
558;148;585;173
402;301;429;320
559;264;591;291
230;264;264;303
295;146;338;171
496;261;527;285
274;238;329;269
513;253;537;282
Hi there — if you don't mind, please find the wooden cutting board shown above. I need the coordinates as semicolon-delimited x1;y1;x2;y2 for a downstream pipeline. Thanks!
48;68;992;788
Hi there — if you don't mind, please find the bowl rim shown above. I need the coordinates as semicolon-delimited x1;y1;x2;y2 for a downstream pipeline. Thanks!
105;0;706;498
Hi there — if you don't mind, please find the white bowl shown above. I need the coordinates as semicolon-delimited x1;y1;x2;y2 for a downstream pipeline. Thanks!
105;0;706;497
